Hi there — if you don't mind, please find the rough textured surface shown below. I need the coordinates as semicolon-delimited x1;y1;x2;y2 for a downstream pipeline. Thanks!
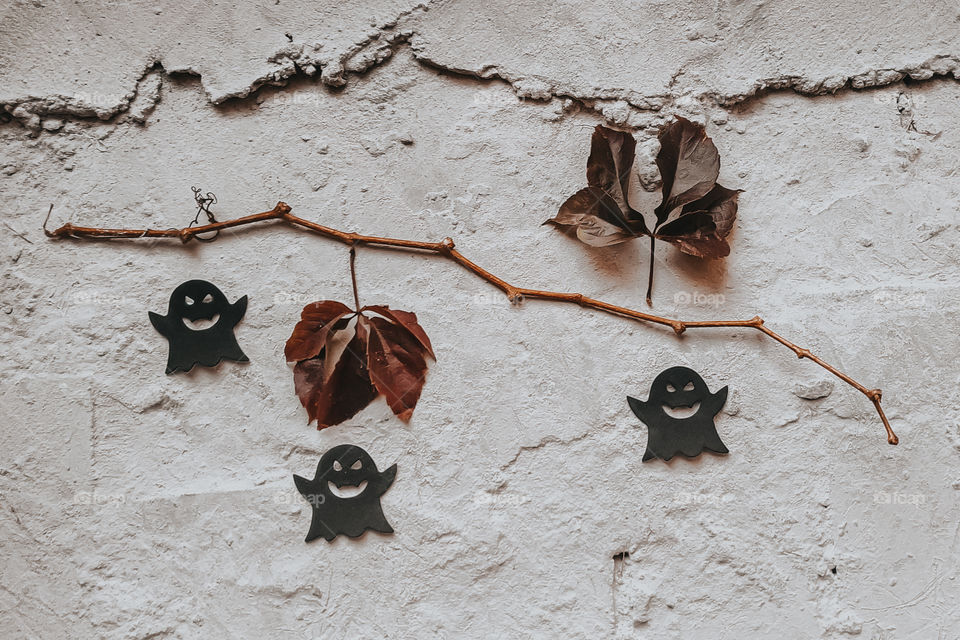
2;2;959;638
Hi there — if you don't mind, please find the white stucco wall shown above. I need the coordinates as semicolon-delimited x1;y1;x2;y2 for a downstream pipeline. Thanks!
2;2;959;638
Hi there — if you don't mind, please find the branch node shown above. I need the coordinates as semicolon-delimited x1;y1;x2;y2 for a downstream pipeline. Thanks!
672;321;686;336
440;237;455;253
751;315;764;327
275;201;292;216
177;229;193;244
867;389;883;402
54;224;75;238
796;348;812;359
507;290;524;306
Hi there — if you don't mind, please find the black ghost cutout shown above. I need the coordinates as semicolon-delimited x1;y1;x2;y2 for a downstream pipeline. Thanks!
148;280;249;374
628;366;729;462
294;444;397;543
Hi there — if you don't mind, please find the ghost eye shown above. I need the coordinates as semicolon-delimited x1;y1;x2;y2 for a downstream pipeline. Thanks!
350;460;362;470
333;460;343;471
683;382;695;391
665;383;676;392
202;294;213;303
184;296;195;305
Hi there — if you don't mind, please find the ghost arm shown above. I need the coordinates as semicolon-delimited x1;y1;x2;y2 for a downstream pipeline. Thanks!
148;311;172;337
627;396;653;424
703;386;729;417
294;474;321;500
227;295;248;326
371;464;397;496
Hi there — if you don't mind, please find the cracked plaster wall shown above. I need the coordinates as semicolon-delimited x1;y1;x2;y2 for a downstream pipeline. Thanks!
2;1;960;638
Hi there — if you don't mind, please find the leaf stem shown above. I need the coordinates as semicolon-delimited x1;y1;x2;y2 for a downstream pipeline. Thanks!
646;235;656;306
349;245;361;311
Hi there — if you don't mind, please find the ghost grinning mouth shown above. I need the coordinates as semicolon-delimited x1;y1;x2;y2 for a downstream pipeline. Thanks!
328;480;368;498
661;401;700;418
181;314;220;330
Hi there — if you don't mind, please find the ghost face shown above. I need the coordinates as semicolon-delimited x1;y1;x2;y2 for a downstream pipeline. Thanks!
294;445;397;541
149;279;248;374
318;445;378;499
169;280;229;328
649;366;711;418
628;366;730;462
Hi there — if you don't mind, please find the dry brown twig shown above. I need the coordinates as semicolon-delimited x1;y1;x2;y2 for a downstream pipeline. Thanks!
44;201;899;445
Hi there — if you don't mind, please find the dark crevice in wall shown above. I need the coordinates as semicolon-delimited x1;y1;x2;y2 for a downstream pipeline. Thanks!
2;16;958;136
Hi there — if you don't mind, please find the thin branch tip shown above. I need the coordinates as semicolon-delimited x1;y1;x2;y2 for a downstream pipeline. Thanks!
42;204;56;237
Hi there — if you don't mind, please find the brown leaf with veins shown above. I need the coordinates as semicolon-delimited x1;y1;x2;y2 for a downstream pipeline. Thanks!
545;118;739;304
360;315;430;421
656;184;741;258
284;300;353;361
549;186;637;247
654;116;721;224
285;300;434;429
361;305;435;358
293;331;377;427
585;125;642;227
545;125;647;246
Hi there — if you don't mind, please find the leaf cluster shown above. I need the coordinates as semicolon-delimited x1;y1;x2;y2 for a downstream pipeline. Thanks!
285;301;435;428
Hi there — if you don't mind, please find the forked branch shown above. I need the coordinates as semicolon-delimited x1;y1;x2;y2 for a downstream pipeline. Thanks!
44;201;898;445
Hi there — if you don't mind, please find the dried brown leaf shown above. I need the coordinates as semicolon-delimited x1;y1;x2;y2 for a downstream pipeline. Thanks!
361;315;430;422
545;125;648;245
546;117;739;303
654;117;720;225
293;329;378;428
547;186;638;246
656;184;740;258
361;305;435;359
286;300;435;428
284;300;354;361
586;125;641;227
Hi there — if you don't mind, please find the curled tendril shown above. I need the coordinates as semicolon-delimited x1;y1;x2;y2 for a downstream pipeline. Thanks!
190;186;220;242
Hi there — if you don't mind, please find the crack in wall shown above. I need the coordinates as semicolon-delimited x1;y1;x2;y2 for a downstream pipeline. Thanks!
707;54;960;109
2;2;959;135
498;430;596;473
